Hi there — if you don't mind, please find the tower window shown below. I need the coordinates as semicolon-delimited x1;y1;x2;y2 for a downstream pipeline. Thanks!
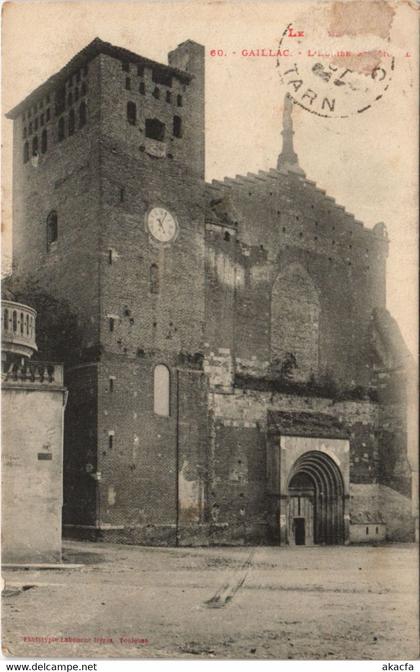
139;81;146;95
32;135;39;156
58;117;65;142
108;249;113;265
126;101;137;126
150;264;159;294
153;364;170;417
166;91;172;103
366;527;369;535
109;318;114;332
153;87;160;99
3;308;9;331
176;94;183;107
23;142;29;163
125;77;131;91
137;64;144;77
173;115;182;138
145;118;165;142
46;211;58;250
224;231;231;242
68;109;75;136
79;101;87;128
41;129;48;154
109;377;114;393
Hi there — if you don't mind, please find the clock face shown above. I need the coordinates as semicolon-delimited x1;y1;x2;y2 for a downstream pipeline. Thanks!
146;207;178;243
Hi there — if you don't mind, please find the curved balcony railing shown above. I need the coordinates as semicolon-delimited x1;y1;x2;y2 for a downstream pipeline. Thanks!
2;300;37;358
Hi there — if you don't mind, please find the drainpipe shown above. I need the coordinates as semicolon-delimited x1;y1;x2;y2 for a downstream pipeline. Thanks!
175;368;180;546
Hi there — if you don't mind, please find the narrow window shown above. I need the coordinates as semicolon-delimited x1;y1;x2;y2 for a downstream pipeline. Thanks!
150;263;159;294
166;91;172;103
23;142;29;163
177;94;183;107
58;117;65;142
119;188;125;202
32;136;39;156
26;314;29;334
375;527;379;534
224;231;230;242
46;211;58;250
41;129;48;154
153;364;170;416
145;118;165;142
109;378;114;393
81;82;87;96
22;127;27;139
108;249;113;265
68;109;75;136
46;108;51;122
55;87;66;116
12;311;17;332
109;317;114;332
126;101;136;126
366;527;369;535
3;308;8;331
173;115;182;138
79;101;87;128
153;87;160;99
20;312;24;334
139;81;146;95
137;64;144;77
125;77;131;91
108;433;114;450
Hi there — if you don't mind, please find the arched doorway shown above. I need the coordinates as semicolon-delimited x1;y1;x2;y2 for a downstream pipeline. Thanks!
287;451;345;545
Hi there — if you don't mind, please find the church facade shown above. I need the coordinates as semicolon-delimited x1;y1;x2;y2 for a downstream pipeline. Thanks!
7;38;415;546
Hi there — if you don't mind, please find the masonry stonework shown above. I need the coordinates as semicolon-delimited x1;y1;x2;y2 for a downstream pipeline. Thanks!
6;38;415;546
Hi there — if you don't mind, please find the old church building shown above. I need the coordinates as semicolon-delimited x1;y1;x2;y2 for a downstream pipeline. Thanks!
6;38;416;546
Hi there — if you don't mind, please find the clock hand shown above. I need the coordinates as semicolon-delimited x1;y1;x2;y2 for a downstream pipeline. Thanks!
161;212;168;225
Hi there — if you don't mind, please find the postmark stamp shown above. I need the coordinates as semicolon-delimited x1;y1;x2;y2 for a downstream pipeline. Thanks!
276;2;396;118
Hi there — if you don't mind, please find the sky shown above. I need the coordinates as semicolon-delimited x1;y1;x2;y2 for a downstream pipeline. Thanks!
1;0;418;354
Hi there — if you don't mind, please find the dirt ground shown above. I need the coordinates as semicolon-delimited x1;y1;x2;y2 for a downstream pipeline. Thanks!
2;541;419;660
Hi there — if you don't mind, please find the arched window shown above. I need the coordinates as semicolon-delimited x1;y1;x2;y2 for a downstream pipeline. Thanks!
58;117;65;142
173;115;182;138
41;129;48;154
12;311;17;332
23;142;29;163
32;136;39;156
153;364;170;416
79;101;87;128
153;86;160;99
177;94;183;107
20;312;24;334
126;101;137;126
47;210;58;250
150;264;159;294
271;263;320;382
145;118;165;142
3;308;9;331
68;109;75;136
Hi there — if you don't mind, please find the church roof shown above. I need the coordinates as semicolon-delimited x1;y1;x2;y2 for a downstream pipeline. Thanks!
7;37;192;119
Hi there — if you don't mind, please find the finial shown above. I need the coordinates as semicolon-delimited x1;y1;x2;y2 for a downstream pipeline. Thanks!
277;93;305;175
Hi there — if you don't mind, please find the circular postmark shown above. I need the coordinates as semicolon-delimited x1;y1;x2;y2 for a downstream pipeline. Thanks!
276;3;396;118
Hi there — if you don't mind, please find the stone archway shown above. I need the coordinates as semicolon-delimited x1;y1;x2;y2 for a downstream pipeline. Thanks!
287;451;345;545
